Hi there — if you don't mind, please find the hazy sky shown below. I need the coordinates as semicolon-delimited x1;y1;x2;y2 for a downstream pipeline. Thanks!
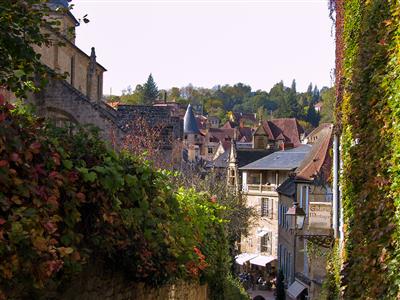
72;0;335;95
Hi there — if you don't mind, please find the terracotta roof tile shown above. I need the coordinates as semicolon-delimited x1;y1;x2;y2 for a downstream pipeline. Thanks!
260;118;304;146
296;124;333;181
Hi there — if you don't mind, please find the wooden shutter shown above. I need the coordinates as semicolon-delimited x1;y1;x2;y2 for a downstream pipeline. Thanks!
268;232;272;254
268;198;274;219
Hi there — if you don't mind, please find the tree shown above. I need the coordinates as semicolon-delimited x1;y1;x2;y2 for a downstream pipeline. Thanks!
312;85;320;104
287;79;300;118
120;84;144;104
320;86;335;123
142;73;159;104
168;87;181;101
276;270;286;300
175;170;256;269
0;0;63;98
306;103;320;127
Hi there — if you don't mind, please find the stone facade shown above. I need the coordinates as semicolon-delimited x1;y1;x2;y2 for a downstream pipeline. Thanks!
28;77;122;142
240;169;290;258
278;182;332;299
35;9;105;102
116;104;183;144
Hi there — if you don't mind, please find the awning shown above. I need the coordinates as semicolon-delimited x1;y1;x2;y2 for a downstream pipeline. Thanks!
287;280;307;299
256;230;268;237
235;253;258;265
249;255;276;267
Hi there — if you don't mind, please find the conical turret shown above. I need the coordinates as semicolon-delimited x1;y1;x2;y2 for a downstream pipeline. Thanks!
183;104;200;134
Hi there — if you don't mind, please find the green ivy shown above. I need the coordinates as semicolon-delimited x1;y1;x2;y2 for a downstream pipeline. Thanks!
334;0;400;298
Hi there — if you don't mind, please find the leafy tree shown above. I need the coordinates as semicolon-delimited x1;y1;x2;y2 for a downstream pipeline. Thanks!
120;84;144;104
320;86;335;123
0;0;63;98
312;85;320;104
276;270;286;300
306;103;320;127
287;79;300;118
143;73;159;104
168;87;181;101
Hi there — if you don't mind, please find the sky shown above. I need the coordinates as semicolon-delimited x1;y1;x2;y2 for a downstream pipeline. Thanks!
72;0;335;95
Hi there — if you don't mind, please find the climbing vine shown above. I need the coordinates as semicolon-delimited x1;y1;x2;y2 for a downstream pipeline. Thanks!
334;0;400;298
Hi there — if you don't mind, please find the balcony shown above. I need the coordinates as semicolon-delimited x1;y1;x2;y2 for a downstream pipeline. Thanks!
246;184;277;194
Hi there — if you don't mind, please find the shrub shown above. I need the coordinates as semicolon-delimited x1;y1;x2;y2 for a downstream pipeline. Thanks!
0;99;227;298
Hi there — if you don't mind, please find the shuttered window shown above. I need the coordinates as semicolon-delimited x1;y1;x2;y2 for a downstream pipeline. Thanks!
261;198;274;218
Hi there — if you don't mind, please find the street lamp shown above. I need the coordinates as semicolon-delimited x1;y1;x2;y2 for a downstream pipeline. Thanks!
286;202;306;231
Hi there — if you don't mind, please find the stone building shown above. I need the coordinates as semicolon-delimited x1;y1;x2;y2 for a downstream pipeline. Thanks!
227;118;306;192
237;145;312;273
17;0;124;142
277;123;333;300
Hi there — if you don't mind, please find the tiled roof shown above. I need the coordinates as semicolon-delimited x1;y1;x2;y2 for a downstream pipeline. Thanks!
295;124;333;181
233;112;257;123
266;118;305;146
276;177;296;197
239;127;253;142
208;128;234;142
239;145;312;170
210;150;229;168
222;121;235;129
236;149;275;168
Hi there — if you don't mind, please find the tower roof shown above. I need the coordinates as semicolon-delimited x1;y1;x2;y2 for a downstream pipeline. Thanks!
48;0;70;9
183;104;200;134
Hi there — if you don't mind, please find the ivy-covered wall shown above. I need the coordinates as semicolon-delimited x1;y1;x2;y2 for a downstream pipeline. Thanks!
335;0;400;298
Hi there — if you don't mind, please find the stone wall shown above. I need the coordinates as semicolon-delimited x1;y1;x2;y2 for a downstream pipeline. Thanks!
116;105;183;140
47;264;208;300
28;77;123;143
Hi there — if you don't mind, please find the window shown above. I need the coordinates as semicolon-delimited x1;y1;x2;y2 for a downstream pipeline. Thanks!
261;198;273;218
208;147;213;154
70;56;75;86
261;198;267;217
260;232;272;254
248;172;260;184
278;204;281;225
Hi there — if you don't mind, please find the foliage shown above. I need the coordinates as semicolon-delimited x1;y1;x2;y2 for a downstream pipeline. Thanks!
175;170;256;261
333;0;400;298
0;99;228;298
120;84;145;104
174;170;256;298
306;103;320;127
275;270;285;300
319;87;335;123
320;242;341;300
223;274;251;300
143;73;159;104
120;80;324;126
0;0;64;98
